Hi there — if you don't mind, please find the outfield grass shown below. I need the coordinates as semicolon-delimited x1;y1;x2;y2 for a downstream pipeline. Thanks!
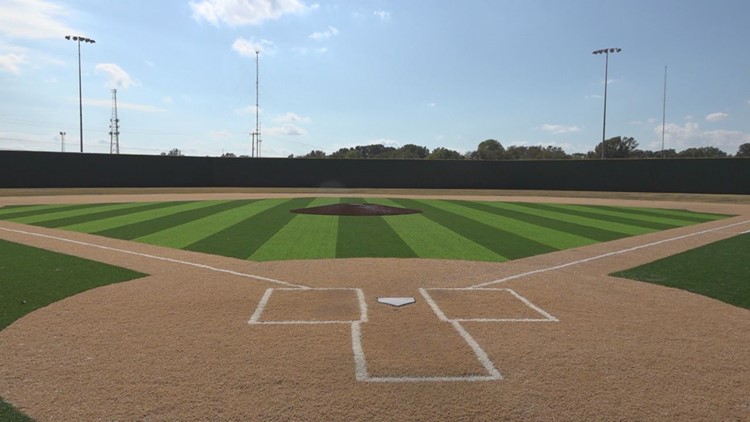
0;239;147;421
0;198;729;263
613;233;750;309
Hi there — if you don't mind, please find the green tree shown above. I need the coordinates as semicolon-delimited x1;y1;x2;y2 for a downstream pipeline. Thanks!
736;143;750;158
677;146;728;158
392;144;430;159
474;139;505;160
302;150;327;158
589;136;639;158
161;148;184;156
221;152;236;158
427;147;464;160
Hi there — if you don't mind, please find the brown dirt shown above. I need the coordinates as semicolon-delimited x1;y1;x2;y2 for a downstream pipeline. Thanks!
0;191;748;421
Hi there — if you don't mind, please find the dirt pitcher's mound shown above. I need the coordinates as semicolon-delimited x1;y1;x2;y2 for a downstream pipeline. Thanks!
291;203;422;216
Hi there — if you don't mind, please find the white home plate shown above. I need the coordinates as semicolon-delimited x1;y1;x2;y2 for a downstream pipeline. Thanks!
377;297;416;307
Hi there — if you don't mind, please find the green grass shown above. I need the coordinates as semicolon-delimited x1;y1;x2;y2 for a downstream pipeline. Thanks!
0;198;730;263
613;233;750;309
0;239;147;421
0;239;146;330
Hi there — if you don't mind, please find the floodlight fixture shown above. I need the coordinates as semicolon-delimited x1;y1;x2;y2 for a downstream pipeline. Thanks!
592;47;621;158
65;34;96;152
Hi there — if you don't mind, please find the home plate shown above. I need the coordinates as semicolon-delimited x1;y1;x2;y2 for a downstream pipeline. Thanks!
377;297;416;307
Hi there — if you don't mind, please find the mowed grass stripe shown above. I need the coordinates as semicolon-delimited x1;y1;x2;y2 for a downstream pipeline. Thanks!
186;198;315;259
507;202;657;236
248;197;340;261
34;202;188;228
0;203;107;219
596;205;726;225
392;199;556;259
593;206;729;223
94;200;253;240
550;204;694;229
478;201;631;241
454;200;625;243
136;199;282;249
514;203;674;231
336;198;416;258
59;201;212;233
7;202;151;225
427;199;591;250
368;198;507;261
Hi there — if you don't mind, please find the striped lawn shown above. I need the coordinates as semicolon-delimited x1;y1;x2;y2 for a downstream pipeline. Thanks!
0;198;729;263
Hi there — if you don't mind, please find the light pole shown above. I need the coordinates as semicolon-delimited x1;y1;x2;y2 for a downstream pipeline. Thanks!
592;47;621;159
65;35;95;153
59;131;66;152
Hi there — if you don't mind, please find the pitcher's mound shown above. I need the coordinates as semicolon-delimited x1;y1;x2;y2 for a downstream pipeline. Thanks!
291;203;422;216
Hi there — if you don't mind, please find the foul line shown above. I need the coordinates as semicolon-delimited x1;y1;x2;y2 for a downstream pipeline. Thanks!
471;219;750;288
0;226;308;289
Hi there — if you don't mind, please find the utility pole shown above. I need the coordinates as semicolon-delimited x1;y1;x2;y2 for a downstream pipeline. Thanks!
661;65;667;158
109;89;120;154
59;131;66;152
250;48;261;157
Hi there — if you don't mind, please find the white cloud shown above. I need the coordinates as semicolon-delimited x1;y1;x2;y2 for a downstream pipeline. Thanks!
232;37;275;56
266;124;307;136
0;0;78;39
0;53;26;74
654;121;750;153
163;96;174;104
95;63;138;89
705;112;728;122
274;112;311;124
82;98;166;113
373;10;391;20
540;124;581;134
309;26;339;41
190;0;316;26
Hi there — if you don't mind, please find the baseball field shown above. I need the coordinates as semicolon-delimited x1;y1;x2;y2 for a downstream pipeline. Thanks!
1;189;748;420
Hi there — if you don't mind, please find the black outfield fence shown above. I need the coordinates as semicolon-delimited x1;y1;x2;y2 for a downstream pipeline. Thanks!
0;150;748;194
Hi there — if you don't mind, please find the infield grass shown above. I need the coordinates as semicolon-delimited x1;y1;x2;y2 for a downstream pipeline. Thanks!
613;233;750;309
0;198;729;263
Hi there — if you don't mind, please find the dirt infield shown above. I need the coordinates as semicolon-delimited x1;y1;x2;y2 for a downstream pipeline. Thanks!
1;191;749;420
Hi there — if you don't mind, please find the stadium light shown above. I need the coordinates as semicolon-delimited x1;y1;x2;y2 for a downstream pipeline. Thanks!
592;47;621;159
65;35;96;153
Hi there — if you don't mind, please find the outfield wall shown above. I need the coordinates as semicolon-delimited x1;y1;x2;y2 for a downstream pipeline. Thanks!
0;150;748;194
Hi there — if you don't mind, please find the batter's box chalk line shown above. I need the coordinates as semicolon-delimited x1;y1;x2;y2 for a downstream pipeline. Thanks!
247;286;557;383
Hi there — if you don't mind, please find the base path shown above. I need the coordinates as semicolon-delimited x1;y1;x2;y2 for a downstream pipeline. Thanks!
0;191;749;420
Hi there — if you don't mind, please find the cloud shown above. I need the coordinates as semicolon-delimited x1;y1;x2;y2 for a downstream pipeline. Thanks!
266;124;307;136
0;53;26;74
95;63;138;89
0;0;78;39
654;121;750;153
274;112;311;124
309;26;338;41
705;112;728;122
232;37;276;56
190;0;316;26
373;10;391;20
82;98;166;113
163;96;174;104
540;124;581;134
209;130;231;140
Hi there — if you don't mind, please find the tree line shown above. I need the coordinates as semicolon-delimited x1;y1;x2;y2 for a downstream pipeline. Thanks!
288;137;750;160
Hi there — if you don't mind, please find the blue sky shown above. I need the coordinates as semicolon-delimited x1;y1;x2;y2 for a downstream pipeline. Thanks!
1;0;749;157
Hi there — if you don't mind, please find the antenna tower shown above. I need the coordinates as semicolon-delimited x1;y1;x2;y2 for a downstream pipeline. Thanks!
250;49;261;157
109;89;120;154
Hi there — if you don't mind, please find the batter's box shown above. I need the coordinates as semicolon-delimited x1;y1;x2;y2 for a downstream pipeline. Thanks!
249;288;368;325
420;288;558;322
